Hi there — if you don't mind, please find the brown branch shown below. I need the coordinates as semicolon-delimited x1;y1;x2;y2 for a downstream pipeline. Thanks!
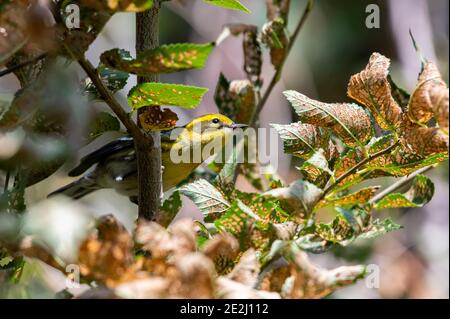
135;2;163;220
76;56;145;141
322;141;400;196
249;0;314;126
369;165;434;204
0;53;47;78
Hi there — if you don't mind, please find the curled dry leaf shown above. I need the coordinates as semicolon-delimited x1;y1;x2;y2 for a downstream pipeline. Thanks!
431;86;449;135
266;0;291;23
216;277;281;299
228;80;256;124
347;52;403;130
399;123;449;157
78;215;136;287
174;252;216;298
284;90;373;147
138;107;178;132
243;28;262;85
226;249;259;287
201;232;240;275
261;19;288;69
408;62;448;125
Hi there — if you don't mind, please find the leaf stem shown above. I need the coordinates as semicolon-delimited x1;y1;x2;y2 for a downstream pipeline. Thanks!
249;0;314;126
368;165;434;204
75;55;146;143
322;141;400;197
0;53;48;78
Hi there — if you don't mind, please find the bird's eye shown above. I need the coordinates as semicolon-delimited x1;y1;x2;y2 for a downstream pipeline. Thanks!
212;118;220;124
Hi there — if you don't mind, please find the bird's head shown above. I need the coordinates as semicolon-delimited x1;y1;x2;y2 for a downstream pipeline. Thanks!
181;113;248;146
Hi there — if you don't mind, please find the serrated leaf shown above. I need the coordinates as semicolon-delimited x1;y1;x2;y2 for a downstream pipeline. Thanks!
319;186;380;208
271;122;330;159
299;148;332;188
128;83;208;109
263;180;323;222
408;61;448;125
84;63;129;100
203;0;251;13
100;43;214;75
87;112;121;141
358;218;402;239
80;0;153;12
347;52;403;130
375;174;434;209
138;107;178;131
284;90;373;147
179;179;230;216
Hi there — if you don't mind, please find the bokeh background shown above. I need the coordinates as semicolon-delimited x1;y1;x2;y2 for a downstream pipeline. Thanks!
0;0;448;298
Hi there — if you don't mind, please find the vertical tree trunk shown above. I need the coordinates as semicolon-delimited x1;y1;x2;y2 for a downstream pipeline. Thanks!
135;2;162;219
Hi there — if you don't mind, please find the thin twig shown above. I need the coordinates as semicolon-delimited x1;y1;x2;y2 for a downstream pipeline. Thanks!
75;55;147;143
369;165;434;204
0;53;48;78
250;0;314;126
322;141;400;197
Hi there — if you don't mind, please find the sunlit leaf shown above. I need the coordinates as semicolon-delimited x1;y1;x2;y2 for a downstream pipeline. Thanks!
271;122;330;159
399;123;449;157
375;174;434;209
358;218;402;239
179;179;230;216
203;0;251;13
128;83;208;109
138;107;178;131
299;148;332;188
347;52;403;130
284;90;373;147
100;43;214;75
264;180;323;222
319;186;380;208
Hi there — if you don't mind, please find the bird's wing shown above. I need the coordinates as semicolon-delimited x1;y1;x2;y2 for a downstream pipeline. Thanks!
68;136;134;177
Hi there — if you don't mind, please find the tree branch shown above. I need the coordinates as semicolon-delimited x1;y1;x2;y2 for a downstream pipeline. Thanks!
369;165;434;204
249;0;314;126
76;56;145;142
135;2;163;220
0;53;47;78
322;141;400;196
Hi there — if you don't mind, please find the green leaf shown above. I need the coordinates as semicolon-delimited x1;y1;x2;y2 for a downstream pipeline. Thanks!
284;90;373;148
84;63;129;100
299;148;332;188
80;0;153;12
271;122;330;159
203;0;251;13
87;112;121;142
101;43;214;75
128;83;208;109
157;191;182;227
375;174;434;209
179;179;230;217
358;218;402;239
263;180;323;222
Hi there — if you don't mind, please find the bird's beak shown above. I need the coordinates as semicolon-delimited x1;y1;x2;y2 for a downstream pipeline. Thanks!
228;123;249;129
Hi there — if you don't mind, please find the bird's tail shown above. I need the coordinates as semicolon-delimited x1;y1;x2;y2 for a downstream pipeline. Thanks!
48;177;100;199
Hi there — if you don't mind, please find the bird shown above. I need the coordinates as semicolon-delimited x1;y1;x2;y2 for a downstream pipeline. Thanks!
48;114;248;203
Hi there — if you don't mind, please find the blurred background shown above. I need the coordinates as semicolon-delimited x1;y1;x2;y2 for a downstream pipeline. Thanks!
0;0;448;298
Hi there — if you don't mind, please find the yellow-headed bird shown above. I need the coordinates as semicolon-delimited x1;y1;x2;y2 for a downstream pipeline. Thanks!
49;114;247;203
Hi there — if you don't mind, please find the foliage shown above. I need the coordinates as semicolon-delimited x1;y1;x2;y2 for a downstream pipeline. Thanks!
1;0;448;300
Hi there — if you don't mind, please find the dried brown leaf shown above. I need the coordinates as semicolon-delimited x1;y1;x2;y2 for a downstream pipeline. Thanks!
408;62;448;125
399;123;449;157
201;232;240;275
216;277;281;299
347;53;403;130
431;86;449;135
226;249;259;287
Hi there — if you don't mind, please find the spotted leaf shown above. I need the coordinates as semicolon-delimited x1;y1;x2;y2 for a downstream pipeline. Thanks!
138;107;178;132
